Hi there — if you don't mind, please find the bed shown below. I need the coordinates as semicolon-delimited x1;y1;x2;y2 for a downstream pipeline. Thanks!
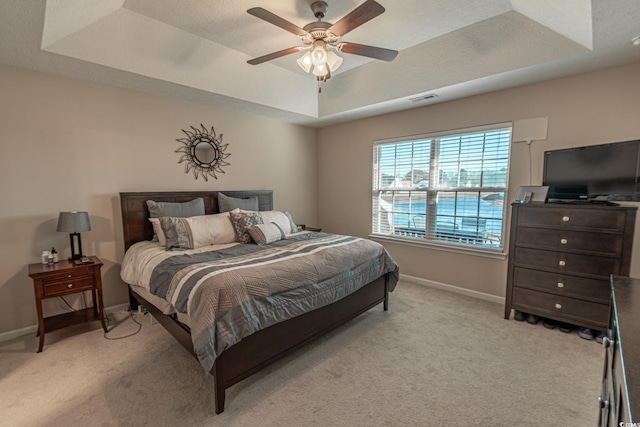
119;190;399;413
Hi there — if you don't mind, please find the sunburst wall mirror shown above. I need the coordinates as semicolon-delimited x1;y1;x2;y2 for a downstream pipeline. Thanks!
175;124;230;181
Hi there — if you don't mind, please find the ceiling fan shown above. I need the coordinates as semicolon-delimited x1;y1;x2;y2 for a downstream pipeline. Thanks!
246;0;398;91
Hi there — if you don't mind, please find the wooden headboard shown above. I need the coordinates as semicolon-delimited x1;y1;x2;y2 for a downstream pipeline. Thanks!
119;190;273;251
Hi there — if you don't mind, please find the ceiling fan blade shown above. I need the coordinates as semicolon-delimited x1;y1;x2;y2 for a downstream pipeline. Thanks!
328;0;385;37
337;42;398;61
247;7;308;37
247;46;305;65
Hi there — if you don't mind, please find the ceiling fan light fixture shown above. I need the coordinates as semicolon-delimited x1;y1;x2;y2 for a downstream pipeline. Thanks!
311;41;328;66
326;50;343;72
297;51;312;73
312;63;329;77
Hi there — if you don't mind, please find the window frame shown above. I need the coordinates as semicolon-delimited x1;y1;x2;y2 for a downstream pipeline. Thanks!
371;123;512;256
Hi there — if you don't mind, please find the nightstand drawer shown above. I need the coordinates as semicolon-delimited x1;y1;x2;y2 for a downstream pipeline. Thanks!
513;287;609;327
514;247;620;278
43;276;95;296
515;227;623;257
513;268;610;304
518;207;627;232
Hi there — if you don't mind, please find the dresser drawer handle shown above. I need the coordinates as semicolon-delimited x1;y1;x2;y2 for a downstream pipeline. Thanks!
560;238;568;245
602;337;615;348
67;284;73;289
557;282;564;288
68;274;72;278
555;303;562;309
562;216;570;222
558;260;566;266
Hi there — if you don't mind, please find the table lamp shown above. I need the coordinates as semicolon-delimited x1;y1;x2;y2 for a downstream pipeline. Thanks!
56;211;91;260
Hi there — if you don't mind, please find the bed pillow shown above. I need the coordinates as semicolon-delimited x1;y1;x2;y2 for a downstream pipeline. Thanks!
248;223;287;245
259;210;298;234
148;218;166;246
159;212;236;250
229;209;264;243
147;198;205;218
147;198;205;243
218;193;259;213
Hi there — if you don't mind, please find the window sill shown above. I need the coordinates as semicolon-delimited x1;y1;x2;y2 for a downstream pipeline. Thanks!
369;234;507;260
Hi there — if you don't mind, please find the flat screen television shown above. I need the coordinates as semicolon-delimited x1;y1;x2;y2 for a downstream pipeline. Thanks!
542;139;640;201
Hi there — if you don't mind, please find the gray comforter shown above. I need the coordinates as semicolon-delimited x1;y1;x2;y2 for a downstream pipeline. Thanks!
148;232;399;372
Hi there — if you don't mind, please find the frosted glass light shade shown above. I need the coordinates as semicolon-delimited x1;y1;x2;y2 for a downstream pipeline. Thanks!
326;50;343;72
312;63;329;77
296;51;312;73
311;42;327;66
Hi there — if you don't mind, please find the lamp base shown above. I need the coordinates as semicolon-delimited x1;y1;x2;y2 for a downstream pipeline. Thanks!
68;233;85;261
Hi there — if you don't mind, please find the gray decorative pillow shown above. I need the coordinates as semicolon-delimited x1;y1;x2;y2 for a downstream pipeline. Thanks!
248;222;286;245
229;210;264;243
147;198;205;218
158;217;191;251
218;193;259;213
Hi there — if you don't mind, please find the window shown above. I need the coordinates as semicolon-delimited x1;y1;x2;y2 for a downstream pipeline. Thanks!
372;124;512;252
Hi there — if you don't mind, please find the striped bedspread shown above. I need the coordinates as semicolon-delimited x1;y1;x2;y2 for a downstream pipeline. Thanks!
144;232;399;372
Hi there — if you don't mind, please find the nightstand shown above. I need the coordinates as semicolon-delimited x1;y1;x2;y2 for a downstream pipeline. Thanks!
28;256;108;352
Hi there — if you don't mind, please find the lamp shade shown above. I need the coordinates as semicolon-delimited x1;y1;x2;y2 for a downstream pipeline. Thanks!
56;211;91;233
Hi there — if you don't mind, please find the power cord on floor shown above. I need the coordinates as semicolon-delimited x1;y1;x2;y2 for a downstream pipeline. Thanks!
102;307;145;340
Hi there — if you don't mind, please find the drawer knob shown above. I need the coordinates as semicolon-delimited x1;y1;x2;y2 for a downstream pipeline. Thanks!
555;303;562;309
562;216;570;222
602;337;615;348
560;238;568;245
598;396;609;410
67;284;73;288
557;282;564;288
558;260;566;266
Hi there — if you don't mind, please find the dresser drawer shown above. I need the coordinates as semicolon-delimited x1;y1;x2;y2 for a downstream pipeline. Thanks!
513;268;610;304
518;207;627;232
514;247;620;278
513;287;609;327
516;227;623;257
42;271;95;297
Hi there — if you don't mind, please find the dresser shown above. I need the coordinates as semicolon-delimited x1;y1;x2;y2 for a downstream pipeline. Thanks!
504;203;636;331
598;275;639;425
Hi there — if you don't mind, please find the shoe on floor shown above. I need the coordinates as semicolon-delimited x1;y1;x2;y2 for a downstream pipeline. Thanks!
595;331;605;344
578;328;594;340
559;323;573;333
543;318;557;329
526;314;540;324
514;310;527;322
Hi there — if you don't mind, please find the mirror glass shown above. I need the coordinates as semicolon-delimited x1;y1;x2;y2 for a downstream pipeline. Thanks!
194;142;216;165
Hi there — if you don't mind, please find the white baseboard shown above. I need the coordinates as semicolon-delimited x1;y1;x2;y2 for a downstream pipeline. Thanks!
400;273;505;305
0;302;131;343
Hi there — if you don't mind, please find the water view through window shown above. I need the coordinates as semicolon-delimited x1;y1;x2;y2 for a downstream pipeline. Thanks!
372;125;511;250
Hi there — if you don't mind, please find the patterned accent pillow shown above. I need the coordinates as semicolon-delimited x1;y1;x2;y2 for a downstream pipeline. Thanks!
159;217;192;250
229;210;264;243
248;222;286;245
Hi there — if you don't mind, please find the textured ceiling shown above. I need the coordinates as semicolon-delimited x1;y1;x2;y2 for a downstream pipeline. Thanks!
1;0;639;127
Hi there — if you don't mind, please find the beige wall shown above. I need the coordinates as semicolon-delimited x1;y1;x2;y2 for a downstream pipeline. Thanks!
0;64;318;335
317;62;640;298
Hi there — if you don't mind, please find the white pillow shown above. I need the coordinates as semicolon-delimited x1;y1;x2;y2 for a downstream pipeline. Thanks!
259;210;297;234
185;212;236;247
159;212;236;250
149;218;166;247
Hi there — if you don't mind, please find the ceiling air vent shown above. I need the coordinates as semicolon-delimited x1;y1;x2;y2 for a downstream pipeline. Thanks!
409;93;438;103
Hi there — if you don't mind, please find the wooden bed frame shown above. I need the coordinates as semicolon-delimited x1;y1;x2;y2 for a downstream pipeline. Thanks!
119;190;391;414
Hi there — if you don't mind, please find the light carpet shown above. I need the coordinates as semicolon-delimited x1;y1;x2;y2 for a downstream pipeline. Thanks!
0;280;603;426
